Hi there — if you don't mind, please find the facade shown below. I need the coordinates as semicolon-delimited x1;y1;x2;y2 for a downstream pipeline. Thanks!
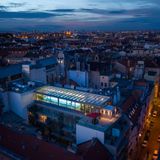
134;61;145;80
22;57;58;84
68;70;89;87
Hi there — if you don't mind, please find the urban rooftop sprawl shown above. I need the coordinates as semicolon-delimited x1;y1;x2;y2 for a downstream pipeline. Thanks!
0;31;160;160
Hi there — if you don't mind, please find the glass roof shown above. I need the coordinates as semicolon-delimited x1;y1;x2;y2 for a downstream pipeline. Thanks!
35;86;110;106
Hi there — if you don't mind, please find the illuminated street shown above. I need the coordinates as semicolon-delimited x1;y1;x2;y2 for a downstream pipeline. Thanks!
135;85;160;160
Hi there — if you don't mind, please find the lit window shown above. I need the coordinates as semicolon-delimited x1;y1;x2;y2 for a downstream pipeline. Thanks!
71;102;76;109
67;100;72;107
59;99;67;107
75;103;81;110
50;97;58;105
39;115;47;123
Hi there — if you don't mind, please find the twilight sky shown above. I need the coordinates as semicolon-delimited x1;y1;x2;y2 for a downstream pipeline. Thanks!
0;0;160;31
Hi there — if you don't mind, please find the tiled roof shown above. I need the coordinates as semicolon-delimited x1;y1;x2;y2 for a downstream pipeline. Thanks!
122;90;142;125
78;138;112;160
0;124;81;160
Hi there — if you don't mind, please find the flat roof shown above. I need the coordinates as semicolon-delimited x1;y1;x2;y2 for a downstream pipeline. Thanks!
104;105;115;111
35;86;110;106
0;64;22;79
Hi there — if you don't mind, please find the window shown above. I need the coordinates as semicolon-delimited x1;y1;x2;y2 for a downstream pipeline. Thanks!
39;115;47;123
80;104;85;112
75;103;81;110
66;100;72;108
44;95;51;102
71;102;76;109
59;99;67;107
148;71;156;76
36;94;43;101
50;97;58;105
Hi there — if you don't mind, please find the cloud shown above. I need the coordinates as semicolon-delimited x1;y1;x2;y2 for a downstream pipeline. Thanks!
0;2;27;12
48;9;75;12
0;0;160;31
0;11;63;19
9;2;26;8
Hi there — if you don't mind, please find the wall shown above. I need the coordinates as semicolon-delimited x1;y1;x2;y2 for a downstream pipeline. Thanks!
0;91;10;112
68;70;89;87
76;124;104;144
100;75;110;88
22;64;30;78
8;91;34;120
46;69;56;83
30;68;46;84
89;71;100;89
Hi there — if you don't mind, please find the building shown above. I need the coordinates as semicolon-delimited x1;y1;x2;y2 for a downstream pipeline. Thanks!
0;80;43;117
29;86;112;143
134;61;145;80
77;113;130;160
22;57;58;84
68;70;89;87
26;86;130;159
0;64;23;89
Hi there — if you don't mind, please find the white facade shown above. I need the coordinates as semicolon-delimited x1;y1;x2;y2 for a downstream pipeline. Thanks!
89;71;100;88
76;124;104;144
134;61;144;80
68;70;89;87
8;91;34;120
30;68;46;84
22;64;57;84
100;75;110;88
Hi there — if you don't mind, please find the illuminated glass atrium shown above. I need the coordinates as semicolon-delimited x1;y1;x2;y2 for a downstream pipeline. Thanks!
34;86;111;114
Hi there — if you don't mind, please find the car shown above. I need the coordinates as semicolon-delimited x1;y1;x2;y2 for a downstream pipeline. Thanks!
142;140;148;147
152;149;158;160
157;135;160;142
153;111;158;117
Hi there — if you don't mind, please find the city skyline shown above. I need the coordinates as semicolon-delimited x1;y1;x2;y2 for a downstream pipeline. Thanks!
0;0;160;31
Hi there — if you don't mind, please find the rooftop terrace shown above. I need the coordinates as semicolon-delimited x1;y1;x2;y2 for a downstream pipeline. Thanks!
78;113;121;132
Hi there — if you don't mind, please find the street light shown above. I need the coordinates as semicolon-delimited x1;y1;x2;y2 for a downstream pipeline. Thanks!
139;133;142;137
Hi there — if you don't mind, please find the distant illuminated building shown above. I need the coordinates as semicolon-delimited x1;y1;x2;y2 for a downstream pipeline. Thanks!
65;31;72;37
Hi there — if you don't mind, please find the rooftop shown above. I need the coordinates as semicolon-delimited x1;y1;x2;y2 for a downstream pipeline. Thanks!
104;105;115;111
0;64;22;79
0;124;81;160
35;86;110;106
9;80;43;93
78;114;121;132
78;138;113;160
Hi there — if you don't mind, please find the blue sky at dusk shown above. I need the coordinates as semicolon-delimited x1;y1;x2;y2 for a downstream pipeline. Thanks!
0;0;160;31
